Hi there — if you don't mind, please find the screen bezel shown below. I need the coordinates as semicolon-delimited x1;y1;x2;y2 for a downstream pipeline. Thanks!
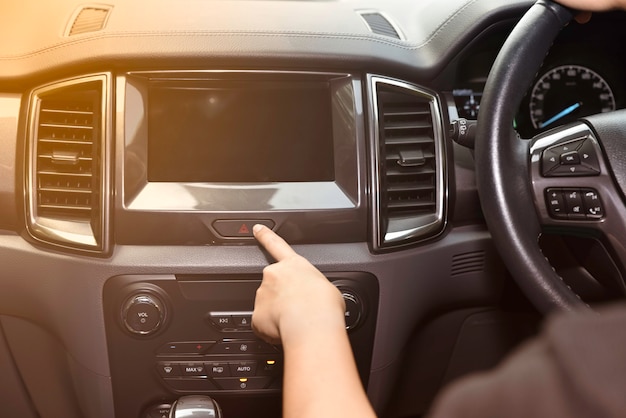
119;71;361;212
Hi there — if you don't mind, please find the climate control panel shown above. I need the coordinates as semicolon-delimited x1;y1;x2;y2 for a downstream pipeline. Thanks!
104;273;378;418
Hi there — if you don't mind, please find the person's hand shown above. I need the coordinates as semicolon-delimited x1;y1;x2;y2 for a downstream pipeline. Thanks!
555;0;626;23
251;224;346;346
555;0;626;11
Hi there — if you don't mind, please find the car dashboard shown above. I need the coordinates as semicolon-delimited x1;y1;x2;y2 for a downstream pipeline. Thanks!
0;1;624;417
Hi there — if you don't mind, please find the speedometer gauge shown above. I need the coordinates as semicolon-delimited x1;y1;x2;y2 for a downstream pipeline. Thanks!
529;65;615;130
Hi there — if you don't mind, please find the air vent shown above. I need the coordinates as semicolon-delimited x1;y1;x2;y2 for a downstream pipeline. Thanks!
27;75;110;254
370;76;446;250
451;251;486;276
358;12;402;40
66;6;112;36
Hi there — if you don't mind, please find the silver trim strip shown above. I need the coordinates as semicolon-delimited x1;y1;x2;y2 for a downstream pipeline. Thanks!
367;75;447;251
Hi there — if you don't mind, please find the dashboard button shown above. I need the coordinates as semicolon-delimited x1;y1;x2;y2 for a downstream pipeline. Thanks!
180;362;207;377
211;340;279;354
229;361;257;377
156;362;181;378
258;359;281;376
122;293;165;336
157;341;214;356
212;220;275;238
214;377;272;390
232;314;253;329
209;314;234;330
205;362;231;377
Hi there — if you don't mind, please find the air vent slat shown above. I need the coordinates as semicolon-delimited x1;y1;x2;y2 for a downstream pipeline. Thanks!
371;76;445;250
386;150;435;161
384;122;433;131
40;124;93;130
384;136;434;146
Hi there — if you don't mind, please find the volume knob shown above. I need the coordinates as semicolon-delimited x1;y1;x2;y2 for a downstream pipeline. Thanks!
122;293;166;336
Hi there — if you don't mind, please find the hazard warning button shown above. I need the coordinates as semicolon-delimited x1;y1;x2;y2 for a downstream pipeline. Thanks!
212;220;275;238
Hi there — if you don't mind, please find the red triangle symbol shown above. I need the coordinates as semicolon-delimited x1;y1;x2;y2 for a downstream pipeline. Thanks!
238;224;250;234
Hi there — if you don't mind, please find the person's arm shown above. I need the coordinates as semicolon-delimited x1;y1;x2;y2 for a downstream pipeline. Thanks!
251;224;376;418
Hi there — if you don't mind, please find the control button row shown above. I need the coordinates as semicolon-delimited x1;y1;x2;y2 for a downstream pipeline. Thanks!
157;359;281;378
163;376;277;392
542;137;600;177
157;341;216;356
209;312;253;331
545;188;604;220
157;339;278;356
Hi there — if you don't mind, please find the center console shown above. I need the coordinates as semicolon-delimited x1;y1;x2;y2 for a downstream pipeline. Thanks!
103;70;378;417
104;273;378;417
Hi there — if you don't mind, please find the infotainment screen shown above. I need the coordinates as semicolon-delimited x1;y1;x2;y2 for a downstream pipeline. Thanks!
147;81;335;182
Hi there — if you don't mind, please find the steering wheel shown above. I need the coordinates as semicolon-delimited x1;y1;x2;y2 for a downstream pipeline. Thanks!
476;0;626;313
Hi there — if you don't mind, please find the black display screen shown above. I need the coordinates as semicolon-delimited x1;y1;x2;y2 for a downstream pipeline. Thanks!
147;81;335;182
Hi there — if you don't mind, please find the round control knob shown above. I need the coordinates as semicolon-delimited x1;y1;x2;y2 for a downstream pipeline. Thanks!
122;293;166;336
341;290;363;331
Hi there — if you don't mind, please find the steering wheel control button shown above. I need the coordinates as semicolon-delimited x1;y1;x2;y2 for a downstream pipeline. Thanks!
122;293;166;336
212;219;275;238
545;189;567;219
560;151;580;165
542;149;561;173
542;138;600;177
578;139;601;173
545;188;604;220
582;189;604;219
563;190;585;219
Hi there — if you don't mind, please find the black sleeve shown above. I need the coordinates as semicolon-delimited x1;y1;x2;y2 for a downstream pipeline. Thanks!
427;304;626;418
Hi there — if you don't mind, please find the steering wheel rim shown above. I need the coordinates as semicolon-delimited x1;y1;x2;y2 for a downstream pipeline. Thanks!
475;0;588;313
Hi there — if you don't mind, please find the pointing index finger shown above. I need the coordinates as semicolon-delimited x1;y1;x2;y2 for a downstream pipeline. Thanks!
253;224;298;261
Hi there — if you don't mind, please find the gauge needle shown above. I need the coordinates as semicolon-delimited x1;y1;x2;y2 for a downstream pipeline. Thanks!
539;102;582;129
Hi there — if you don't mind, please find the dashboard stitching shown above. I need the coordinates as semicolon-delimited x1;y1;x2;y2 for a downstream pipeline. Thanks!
0;1;484;61
412;0;479;48
0;33;421;61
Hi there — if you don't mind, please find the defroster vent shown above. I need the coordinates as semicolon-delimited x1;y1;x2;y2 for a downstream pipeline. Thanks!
27;75;110;254
369;76;446;250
